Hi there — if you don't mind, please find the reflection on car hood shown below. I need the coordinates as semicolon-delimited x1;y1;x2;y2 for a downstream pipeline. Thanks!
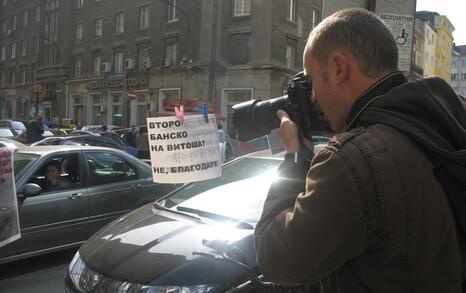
80;204;256;286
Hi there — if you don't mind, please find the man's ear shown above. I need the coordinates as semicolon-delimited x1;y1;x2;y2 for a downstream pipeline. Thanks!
329;52;349;84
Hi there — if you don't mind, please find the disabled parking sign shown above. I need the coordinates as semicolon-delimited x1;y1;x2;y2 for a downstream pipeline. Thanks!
147;115;221;183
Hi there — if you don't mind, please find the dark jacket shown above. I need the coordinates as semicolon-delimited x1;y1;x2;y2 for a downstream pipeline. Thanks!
26;120;44;143
255;74;465;292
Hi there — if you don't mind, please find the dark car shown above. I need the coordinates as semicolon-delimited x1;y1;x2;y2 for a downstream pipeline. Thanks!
68;131;138;157
0;145;176;264
65;150;322;292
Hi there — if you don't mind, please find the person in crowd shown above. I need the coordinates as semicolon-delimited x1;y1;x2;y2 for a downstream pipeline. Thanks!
126;126;137;148
26;113;44;144
43;161;69;192
255;8;465;292
136;126;150;159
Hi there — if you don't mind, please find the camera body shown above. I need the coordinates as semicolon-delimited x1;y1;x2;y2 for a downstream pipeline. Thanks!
232;71;329;142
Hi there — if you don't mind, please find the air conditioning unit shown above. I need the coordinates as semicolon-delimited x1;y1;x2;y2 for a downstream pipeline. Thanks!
162;58;171;67
143;57;152;69
124;58;135;70
101;62;111;73
7;29;12;36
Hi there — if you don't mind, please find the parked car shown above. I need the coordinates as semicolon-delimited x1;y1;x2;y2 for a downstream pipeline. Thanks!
14;130;55;144
81;125;122;132
0;120;26;132
0;145;177;264
0;128;19;139
0;138;27;151
65;150;321;292
68;131;138;157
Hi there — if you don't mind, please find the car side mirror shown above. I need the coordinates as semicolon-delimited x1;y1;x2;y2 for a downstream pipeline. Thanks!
20;183;43;198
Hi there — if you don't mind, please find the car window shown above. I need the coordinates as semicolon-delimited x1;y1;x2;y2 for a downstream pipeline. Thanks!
86;152;138;186
13;153;40;180
27;154;82;193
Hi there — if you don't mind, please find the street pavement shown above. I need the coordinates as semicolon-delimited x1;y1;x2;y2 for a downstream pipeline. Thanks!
0;248;78;293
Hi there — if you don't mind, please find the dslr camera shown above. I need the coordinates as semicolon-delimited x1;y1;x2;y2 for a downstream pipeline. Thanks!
232;71;329;142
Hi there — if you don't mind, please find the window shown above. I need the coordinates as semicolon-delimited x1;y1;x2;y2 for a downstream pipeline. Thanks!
136;93;149;125
86;152;138;186
167;0;178;22
2;19;6;33
165;42;177;66
159;88;180;110
76;23;83;42
286;38;296;69
114;12;124;33
452;73;457;80
74;58;82;78
20;66;26;85
29;154;82;192
138;47;150;70
0;70;5;87
90;94;101;124
111;94;123;126
234;0;251;17
229;33;250;65
113;51;123;73
287;0;296;22
93;55;101;76
94;18;102;38
2;0;6;7
33;36;40;54
23;10;28;27
1;46;5;60
312;8;319;29
21;39;26;56
11;15;17;30
139;5;149;29
77;0;84;8
11;42;16;59
35;6;41;23
9;67;16;85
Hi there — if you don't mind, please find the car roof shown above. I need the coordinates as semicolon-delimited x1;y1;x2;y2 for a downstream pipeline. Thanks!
15;145;117;155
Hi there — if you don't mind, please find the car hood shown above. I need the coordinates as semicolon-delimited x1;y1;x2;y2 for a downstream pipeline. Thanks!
80;203;257;286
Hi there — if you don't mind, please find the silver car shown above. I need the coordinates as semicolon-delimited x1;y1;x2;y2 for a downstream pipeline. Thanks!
0;145;176;264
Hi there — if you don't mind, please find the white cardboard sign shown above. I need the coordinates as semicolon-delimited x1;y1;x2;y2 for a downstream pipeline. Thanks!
0;148;21;248
147;114;221;183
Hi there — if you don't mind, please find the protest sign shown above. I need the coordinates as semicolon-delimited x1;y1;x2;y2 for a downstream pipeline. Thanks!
147;114;221;183
0;148;21;248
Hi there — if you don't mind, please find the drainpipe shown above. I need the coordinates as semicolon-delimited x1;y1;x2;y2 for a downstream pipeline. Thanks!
207;0;218;102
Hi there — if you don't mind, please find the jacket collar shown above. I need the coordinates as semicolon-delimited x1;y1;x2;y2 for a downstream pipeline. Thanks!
343;72;407;131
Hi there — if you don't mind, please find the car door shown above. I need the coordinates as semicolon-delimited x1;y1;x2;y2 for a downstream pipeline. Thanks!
7;152;89;257
84;150;152;234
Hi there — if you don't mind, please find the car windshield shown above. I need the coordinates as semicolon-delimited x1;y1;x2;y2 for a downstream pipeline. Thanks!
0;128;15;138
13;153;40;180
159;156;282;225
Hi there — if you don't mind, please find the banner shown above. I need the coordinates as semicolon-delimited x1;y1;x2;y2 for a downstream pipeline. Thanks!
147;114;221;183
0;148;21;248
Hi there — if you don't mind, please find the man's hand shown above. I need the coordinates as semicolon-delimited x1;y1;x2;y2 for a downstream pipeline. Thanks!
276;110;314;154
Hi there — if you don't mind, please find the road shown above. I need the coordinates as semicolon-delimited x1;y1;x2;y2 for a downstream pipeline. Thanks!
0;248;78;293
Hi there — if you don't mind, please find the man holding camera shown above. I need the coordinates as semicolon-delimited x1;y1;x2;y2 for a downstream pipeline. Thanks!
254;8;465;292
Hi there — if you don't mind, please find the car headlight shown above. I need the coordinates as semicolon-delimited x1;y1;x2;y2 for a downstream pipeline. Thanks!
69;251;86;288
139;285;217;293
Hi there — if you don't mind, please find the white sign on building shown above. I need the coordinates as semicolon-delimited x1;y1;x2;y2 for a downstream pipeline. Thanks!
379;13;414;73
147;115;221;183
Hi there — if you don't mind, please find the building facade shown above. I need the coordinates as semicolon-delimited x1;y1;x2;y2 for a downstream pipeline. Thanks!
451;45;466;96
0;0;72;124
416;11;454;82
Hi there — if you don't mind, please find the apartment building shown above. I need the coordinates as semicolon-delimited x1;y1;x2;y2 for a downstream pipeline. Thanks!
416;11;454;82
451;45;466;96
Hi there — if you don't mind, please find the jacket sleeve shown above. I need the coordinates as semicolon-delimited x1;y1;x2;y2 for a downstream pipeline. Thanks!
254;147;367;285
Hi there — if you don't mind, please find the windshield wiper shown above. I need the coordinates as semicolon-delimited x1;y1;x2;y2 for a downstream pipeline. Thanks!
175;206;254;229
152;202;202;222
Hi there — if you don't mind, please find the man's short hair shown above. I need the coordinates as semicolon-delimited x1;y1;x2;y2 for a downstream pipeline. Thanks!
307;8;398;78
45;160;61;172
